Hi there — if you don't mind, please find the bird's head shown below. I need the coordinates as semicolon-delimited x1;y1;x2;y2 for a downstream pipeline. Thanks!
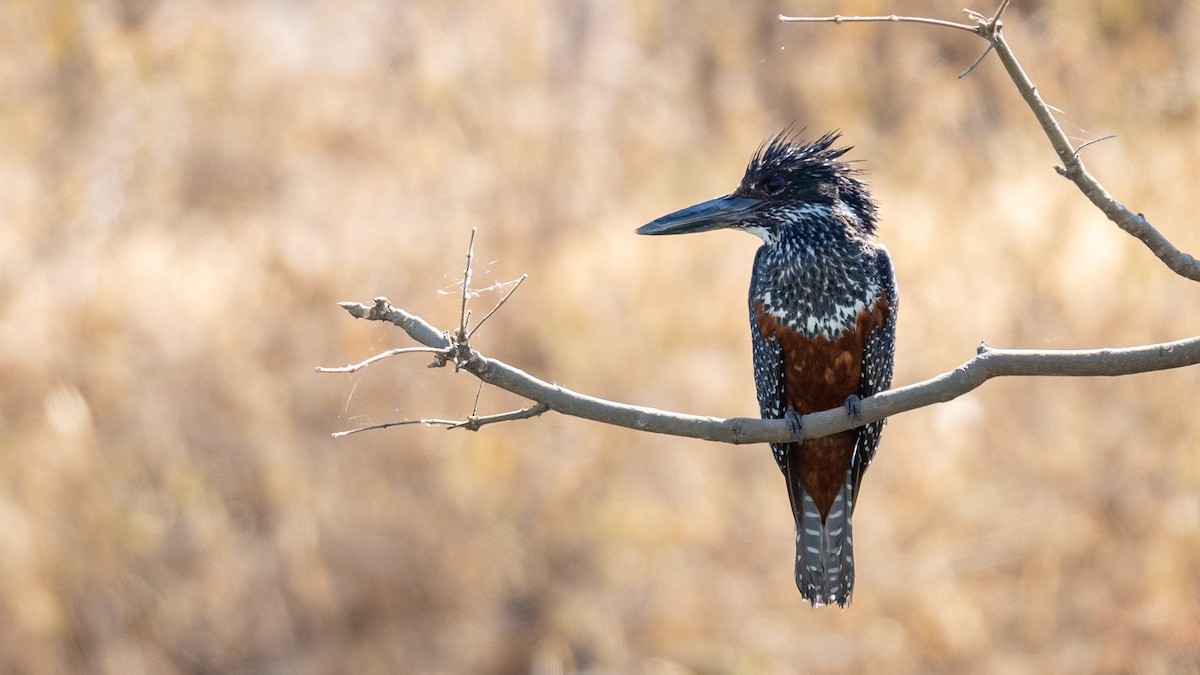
636;130;877;245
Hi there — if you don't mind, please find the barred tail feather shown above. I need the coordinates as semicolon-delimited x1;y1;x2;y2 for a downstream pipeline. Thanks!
794;479;855;607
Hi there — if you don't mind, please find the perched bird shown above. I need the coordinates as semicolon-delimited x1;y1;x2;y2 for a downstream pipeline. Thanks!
637;131;897;607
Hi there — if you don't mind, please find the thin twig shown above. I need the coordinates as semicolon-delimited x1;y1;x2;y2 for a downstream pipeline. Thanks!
451;402;550;430
332;402;550;438
958;43;994;79
992;0;1013;23
778;13;980;35
1073;134;1116;158
468;274;528;340
470;381;484;417
315;347;449;373
458;227;477;340
333;418;464;438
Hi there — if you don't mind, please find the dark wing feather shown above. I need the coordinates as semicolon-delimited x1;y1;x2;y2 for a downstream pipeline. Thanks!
748;253;788;476
752;328;788;471
850;246;898;510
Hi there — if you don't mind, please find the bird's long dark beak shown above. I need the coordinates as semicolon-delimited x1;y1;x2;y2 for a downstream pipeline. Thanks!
636;195;762;235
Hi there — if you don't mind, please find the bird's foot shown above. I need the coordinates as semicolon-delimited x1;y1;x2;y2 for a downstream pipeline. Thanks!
785;409;804;441
843;395;863;429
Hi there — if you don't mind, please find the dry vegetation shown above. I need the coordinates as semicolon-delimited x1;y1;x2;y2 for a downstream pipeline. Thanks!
2;0;1199;672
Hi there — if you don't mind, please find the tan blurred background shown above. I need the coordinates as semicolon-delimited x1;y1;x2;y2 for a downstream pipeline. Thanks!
2;0;1200;672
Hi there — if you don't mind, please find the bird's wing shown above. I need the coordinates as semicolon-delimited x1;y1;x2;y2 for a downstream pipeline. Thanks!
748;257;790;477
751;317;789;475
751;316;813;527
850;246;898;509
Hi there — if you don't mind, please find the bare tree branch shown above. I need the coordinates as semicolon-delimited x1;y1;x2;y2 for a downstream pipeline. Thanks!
779;5;1200;282
328;297;1200;444
986;29;1200;281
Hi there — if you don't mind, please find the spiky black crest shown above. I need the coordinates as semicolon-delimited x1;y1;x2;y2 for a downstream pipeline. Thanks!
749;129;850;175
737;129;878;236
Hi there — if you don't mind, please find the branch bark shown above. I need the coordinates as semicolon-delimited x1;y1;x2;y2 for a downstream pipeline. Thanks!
329;298;1200;443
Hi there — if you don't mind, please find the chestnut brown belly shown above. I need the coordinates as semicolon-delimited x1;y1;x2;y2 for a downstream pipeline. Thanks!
754;294;889;518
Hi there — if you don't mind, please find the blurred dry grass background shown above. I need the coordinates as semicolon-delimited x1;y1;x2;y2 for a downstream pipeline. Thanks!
2;0;1200;672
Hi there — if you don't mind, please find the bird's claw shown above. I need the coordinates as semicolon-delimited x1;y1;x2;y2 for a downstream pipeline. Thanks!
785;409;804;441
844;395;863;429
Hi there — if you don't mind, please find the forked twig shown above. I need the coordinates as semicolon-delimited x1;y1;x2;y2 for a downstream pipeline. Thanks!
324;231;542;437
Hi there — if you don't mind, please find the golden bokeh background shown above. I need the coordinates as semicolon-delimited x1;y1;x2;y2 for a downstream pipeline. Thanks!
3;0;1199;672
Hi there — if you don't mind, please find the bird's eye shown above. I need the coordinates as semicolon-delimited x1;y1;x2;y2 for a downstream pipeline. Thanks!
762;174;786;195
